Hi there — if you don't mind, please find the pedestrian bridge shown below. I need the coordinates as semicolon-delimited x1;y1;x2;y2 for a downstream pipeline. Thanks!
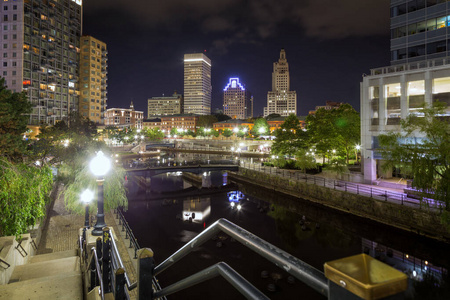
125;164;239;178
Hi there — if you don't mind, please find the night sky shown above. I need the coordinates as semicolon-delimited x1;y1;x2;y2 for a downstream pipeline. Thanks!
82;0;391;117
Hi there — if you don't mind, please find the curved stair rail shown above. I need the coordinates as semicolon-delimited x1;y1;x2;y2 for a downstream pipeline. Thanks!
155;218;329;297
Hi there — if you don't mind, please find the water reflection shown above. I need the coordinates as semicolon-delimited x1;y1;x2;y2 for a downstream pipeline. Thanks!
123;159;450;299
181;197;211;224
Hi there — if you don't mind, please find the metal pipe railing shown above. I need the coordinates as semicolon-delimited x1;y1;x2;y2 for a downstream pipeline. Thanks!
154;262;269;300
88;247;105;300
0;258;10;269
155;218;329;296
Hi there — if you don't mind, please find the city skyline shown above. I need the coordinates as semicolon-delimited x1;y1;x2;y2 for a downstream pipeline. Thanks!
82;0;391;117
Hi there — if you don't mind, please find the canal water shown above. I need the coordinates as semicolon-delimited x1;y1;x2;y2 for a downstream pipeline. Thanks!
123;156;450;299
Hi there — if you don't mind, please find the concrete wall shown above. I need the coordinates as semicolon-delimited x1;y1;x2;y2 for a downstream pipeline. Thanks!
0;234;36;285
233;169;450;242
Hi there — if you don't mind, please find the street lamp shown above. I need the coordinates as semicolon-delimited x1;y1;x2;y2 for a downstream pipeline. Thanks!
355;145;361;164
258;127;265;135
89;151;112;236
80;189;94;228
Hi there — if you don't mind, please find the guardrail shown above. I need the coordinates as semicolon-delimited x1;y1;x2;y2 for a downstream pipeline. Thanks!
239;161;443;211
115;208;140;259
0;258;10;269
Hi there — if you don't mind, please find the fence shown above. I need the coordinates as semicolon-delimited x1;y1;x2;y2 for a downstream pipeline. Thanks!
239;161;443;211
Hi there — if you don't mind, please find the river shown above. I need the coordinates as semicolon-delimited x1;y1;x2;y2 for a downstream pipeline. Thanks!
122;155;450;299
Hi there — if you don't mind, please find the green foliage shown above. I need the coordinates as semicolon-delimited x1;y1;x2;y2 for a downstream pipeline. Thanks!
251;118;270;137
294;149;317;173
265;113;281;121
306;104;360;164
272;114;308;157
0;157;53;237
0;78;32;160
64;161;128;215
378;103;450;220
144;128;164;141
222;128;233;137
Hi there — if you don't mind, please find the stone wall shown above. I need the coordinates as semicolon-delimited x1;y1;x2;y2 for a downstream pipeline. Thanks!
232;169;449;242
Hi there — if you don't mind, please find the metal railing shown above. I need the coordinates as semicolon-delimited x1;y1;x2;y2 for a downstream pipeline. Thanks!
239;161;443;211
15;240;28;258
116;208;140;259
154;218;328;298
0;258;10;269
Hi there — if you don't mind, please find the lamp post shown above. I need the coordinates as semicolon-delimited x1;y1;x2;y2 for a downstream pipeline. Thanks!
81;189;94;228
355;145;361;164
89;151;112;236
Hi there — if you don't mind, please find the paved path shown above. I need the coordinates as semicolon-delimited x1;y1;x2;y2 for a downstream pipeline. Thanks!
37;183;138;299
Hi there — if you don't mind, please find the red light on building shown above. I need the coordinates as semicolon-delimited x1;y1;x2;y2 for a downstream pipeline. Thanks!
23;80;31;86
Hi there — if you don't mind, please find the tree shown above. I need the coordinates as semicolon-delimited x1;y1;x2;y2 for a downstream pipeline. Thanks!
198;115;218;128
265;113;281;121
306;104;360;164
332;104;360;164
146;128;164;141
222;128;233;137
272;114;308;158
294;149;317;173
378;103;449;224
214;113;231;122
251;118;270;137
0;158;53;237
0;78;32;160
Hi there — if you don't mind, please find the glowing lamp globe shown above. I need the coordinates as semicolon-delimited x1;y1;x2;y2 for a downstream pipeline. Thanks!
80;189;94;204
258;127;265;134
89;151;111;177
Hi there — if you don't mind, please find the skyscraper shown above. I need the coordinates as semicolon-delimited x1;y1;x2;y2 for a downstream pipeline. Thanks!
264;49;297;117
0;0;82;125
223;77;252;119
79;35;107;124
390;0;450;65
183;53;211;115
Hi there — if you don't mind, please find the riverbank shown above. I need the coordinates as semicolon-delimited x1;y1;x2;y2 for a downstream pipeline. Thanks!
230;169;450;243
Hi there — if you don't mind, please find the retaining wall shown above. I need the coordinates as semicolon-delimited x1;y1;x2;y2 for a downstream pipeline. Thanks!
231;169;450;242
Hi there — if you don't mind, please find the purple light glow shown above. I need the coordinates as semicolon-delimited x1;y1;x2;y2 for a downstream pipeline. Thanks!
223;77;245;91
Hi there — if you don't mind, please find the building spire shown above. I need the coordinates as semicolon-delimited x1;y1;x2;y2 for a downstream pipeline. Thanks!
130;101;134;110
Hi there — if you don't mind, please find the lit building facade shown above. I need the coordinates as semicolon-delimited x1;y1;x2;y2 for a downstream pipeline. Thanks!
308;101;343;115
104;101;143;129
264;49;297;117
79;35;107;124
183;53;211;115
147;91;183;117
0;0;82;125
223;77;252;119
160;114;199;133
361;1;450;184
142;118;161;130
390;0;450;65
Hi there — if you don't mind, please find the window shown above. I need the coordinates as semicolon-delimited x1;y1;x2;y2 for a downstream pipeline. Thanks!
2;53;6;58
13;5;17;10
12;61;16;66
12;34;16;39
427;18;437;31
3;62;6;67
3;34;6;39
12;14;16;21
3;15;7;21
437;16;446;29
3;6;7;11
12;71;15;75
2;71;6;76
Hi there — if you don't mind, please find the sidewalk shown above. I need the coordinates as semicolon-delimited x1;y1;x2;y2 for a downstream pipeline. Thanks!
37;184;138;299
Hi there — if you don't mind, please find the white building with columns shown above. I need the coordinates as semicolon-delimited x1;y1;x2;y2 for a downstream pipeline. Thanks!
360;59;450;184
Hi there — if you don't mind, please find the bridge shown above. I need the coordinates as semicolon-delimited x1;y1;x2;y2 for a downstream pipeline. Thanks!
125;163;239;178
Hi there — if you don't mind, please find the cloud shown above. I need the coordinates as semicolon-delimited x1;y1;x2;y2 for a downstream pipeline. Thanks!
293;0;390;39
84;0;391;50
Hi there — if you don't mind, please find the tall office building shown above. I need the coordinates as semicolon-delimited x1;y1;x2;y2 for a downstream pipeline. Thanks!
223;77;252;119
79;35;107;124
148;91;183;117
1;0;82;125
360;0;450;184
390;0;450;64
183;53;211;115
263;49;297;117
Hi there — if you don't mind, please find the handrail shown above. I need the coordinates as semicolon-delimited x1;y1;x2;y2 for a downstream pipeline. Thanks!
15;240;28;257
154;262;269;300
0;258;10;269
88;247;105;300
155;218;329;296
116;209;140;258
109;229;134;289
31;239;37;251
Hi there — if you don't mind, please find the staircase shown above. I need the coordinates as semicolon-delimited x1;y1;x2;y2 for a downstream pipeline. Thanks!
0;249;83;300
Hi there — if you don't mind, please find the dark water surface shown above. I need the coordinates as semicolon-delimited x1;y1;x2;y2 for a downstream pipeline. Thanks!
123;165;450;299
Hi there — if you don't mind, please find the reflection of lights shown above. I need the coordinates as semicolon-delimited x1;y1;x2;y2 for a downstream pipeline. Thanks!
203;172;207;176
425;261;428;265
406;254;409;258
412;270;417;277
237;204;242;210
424;266;428;271
176;171;182;176
230;202;235;208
